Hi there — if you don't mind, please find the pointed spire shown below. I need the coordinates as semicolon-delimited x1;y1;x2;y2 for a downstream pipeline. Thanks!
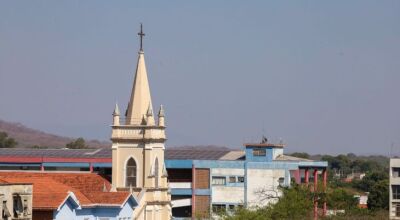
113;103;120;126
146;103;155;125
158;105;165;127
158;105;165;117
113;103;120;116
126;25;153;125
146;103;153;116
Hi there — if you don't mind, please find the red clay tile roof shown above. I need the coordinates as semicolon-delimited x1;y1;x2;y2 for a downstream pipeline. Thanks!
0;172;131;210
85;192;132;205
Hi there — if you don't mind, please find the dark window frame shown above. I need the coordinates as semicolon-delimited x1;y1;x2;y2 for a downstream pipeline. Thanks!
253;148;266;157
393;185;400;200
126;158;137;187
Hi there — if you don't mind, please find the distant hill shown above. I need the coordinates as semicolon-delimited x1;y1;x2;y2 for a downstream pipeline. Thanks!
0;119;110;148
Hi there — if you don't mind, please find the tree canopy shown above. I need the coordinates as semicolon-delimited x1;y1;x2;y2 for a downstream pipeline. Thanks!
65;137;87;149
0;132;17;148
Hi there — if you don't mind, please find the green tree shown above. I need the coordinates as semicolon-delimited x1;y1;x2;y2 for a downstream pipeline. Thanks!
66;137;87;149
0;132;17;148
352;172;388;192
223;185;314;220
367;179;389;210
265;185;313;219
326;188;358;210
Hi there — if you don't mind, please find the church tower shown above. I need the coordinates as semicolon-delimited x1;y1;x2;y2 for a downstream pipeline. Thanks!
111;24;171;220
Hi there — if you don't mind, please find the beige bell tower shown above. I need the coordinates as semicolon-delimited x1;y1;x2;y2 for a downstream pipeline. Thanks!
111;24;171;220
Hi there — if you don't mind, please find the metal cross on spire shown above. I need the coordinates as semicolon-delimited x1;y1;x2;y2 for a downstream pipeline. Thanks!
138;23;145;51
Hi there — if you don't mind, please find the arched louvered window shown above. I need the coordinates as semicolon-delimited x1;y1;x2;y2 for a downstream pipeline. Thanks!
155;158;159;188
126;158;137;187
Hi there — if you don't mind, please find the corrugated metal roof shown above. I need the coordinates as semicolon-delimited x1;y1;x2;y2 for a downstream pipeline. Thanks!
165;149;231;160
0;148;112;158
0;148;237;160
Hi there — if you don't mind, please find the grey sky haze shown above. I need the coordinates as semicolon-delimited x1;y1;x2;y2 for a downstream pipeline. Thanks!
0;1;399;154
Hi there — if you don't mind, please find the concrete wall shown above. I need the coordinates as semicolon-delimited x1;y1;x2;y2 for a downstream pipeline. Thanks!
211;168;245;204
246;169;285;208
0;183;33;220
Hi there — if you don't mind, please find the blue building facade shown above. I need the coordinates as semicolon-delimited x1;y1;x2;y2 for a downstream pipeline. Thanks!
0;143;328;219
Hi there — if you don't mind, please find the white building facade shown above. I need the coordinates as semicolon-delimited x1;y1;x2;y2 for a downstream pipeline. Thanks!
390;158;400;219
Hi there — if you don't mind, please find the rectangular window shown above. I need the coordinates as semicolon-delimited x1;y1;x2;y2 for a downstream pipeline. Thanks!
396;203;400;217
229;176;236;183
212;204;226;213
253;148;266;156
237;176;245;183
393;185;400;199
394;168;400;177
212;177;226;185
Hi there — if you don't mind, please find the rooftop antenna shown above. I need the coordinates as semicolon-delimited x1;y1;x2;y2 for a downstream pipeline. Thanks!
261;135;268;144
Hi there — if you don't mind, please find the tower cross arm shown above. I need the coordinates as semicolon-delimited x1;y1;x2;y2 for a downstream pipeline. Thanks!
138;23;145;51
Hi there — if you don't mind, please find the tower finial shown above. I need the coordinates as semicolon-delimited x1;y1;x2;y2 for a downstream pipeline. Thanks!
138;23;145;51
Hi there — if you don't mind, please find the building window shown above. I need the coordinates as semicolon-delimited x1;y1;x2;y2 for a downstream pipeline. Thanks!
396;203;400;217
155;158;159;188
13;194;23;218
237;176;245;183
229;176;236;183
393;185;400;199
212;204;226;213
393;168;400;177
126;158;137;187
212;177;226;185
253;148;266;156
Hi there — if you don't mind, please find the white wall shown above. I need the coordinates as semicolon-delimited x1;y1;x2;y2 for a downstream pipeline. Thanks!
212;186;244;204
211;168;245;204
246;169;285;208
211;168;244;176
389;158;400;219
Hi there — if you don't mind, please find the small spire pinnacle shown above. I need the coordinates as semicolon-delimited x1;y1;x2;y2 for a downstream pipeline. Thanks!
113;103;120;116
146;103;153;116
146;103;155;125
138;23;145;51
158;105;165;127
158;105;165;117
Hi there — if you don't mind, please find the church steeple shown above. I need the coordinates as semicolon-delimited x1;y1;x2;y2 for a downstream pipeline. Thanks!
126;24;153;125
111;24;171;219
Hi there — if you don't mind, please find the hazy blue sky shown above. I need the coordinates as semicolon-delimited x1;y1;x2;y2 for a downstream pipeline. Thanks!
0;1;399;154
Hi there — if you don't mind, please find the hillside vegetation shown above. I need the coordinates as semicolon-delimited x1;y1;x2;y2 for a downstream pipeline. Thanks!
0;119;110;148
